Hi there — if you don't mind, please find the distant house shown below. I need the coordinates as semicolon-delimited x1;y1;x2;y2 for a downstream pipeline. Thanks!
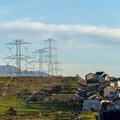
85;71;110;83
103;74;110;81
87;83;99;90
95;71;105;79
112;98;120;106
110;78;120;89
85;73;94;83
103;86;116;97
94;71;110;82
101;101;114;111
97;82;115;97
85;73;94;80
95;72;106;82
83;99;101;111
101;98;120;111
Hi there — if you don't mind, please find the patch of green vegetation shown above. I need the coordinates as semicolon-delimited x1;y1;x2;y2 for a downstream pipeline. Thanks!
0;97;40;116
0;97;76;116
76;112;98;120
28;101;75;113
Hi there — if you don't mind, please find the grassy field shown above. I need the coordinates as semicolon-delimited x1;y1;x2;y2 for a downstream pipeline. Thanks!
0;97;77;119
0;76;98;120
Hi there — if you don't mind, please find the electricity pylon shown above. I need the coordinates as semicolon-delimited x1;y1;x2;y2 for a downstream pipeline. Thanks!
33;48;46;77
44;38;59;76
5;39;31;77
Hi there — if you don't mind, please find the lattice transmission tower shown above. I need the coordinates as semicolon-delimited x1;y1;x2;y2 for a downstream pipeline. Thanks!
33;48;46;77
5;39;31;78
44;38;60;76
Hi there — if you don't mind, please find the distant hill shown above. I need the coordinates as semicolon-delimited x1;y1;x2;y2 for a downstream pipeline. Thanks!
0;65;49;76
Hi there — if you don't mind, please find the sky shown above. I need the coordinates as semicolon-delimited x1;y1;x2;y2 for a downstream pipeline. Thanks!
0;0;120;78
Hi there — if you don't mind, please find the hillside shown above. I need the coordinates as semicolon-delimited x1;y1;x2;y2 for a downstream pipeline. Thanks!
0;76;87;120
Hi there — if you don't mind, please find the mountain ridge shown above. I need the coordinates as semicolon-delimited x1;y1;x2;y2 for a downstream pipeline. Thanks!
0;65;49;76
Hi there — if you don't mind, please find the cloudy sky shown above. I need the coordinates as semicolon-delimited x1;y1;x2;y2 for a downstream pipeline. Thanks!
0;0;120;78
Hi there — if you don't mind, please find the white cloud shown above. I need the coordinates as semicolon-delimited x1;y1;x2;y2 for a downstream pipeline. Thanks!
0;20;119;36
0;20;120;48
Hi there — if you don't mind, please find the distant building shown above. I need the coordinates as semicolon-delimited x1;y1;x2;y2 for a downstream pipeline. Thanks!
101;98;120;111
94;71;110;82
85;71;110;83
83;99;101;111
85;73;97;83
104;86;116;97
103;74;110;81
112;98;120;108
97;82;116;97
110;78;120;89
85;73;94;81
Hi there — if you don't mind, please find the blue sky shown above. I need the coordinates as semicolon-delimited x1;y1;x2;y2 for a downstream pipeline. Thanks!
0;0;120;78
